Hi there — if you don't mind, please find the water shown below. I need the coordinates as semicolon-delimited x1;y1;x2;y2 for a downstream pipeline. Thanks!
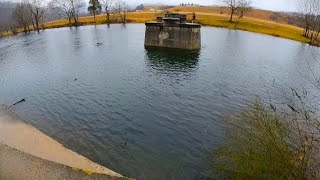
0;24;319;179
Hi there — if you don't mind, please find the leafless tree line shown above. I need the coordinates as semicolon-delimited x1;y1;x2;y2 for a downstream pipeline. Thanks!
8;0;49;33
51;0;85;25
299;0;320;45
5;0;129;35
87;0;129;24
12;3;32;33
9;0;43;33
112;0;129;23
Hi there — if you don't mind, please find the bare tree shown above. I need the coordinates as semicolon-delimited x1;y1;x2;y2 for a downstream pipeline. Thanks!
28;0;46;32
298;0;320;45
222;0;251;22
70;0;85;25
1;24;17;35
113;0;128;24
122;1;129;24
51;0;74;25
12;3;33;33
46;0;65;21
101;0;113;24
233;4;251;28
299;0;316;37
7;24;18;35
4;24;11;34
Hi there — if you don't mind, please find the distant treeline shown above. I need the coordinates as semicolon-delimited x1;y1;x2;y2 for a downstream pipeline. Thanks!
0;0;319;45
0;0;134;35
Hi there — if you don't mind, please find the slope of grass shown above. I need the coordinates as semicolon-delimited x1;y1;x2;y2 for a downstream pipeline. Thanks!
43;12;160;29
196;14;309;43
169;6;294;25
0;12;160;37
168;6;310;43
0;9;312;45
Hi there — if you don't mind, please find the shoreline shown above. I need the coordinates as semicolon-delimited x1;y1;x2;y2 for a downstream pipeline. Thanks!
0;105;124;179
0;12;316;47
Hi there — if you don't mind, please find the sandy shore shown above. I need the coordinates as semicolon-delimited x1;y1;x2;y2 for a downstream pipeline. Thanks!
0;105;124;179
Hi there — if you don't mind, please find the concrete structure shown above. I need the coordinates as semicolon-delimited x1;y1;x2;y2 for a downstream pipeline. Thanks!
0;144;125;180
0;106;124;179
144;14;201;50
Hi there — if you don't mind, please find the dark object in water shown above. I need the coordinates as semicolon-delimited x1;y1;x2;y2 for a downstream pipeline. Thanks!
10;98;26;108
74;78;77;81
96;42;103;47
270;104;276;111
287;104;298;113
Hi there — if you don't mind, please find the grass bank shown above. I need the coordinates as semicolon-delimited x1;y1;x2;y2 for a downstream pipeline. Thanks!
0;11;312;45
195;13;310;44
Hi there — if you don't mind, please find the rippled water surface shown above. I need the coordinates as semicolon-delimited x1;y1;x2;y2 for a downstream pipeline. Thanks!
0;24;319;179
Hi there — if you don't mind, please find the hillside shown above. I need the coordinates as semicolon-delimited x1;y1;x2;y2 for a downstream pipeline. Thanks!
0;2;16;28
168;6;299;27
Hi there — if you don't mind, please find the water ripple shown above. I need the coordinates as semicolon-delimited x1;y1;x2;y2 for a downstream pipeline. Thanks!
0;24;319;180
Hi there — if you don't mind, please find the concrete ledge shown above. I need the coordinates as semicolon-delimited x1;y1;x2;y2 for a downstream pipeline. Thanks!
0;105;125;179
0;144;125;180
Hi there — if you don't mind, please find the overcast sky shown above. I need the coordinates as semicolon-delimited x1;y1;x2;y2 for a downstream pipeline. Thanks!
135;0;299;12
1;0;299;12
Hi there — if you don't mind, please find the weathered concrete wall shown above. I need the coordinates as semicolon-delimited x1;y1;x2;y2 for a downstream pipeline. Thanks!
144;23;201;50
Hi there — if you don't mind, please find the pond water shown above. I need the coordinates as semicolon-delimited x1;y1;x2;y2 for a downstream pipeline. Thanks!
0;24;319;179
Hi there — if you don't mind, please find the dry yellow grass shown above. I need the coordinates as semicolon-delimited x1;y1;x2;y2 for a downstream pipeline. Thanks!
0;12;160;37
169;6;310;43
194;13;309;43
43;12;160;29
0;8;312;45
169;6;293;25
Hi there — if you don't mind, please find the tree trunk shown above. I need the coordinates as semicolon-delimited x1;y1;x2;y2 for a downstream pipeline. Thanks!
67;12;72;26
304;26;310;37
303;28;307;37
35;8;40;32
68;15;72;26
229;9;234;22
107;13;110;24
35;18;39;32
73;16;78;26
32;17;36;31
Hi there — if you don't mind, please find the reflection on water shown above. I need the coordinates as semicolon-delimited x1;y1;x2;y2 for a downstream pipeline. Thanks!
145;49;199;71
71;27;82;51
